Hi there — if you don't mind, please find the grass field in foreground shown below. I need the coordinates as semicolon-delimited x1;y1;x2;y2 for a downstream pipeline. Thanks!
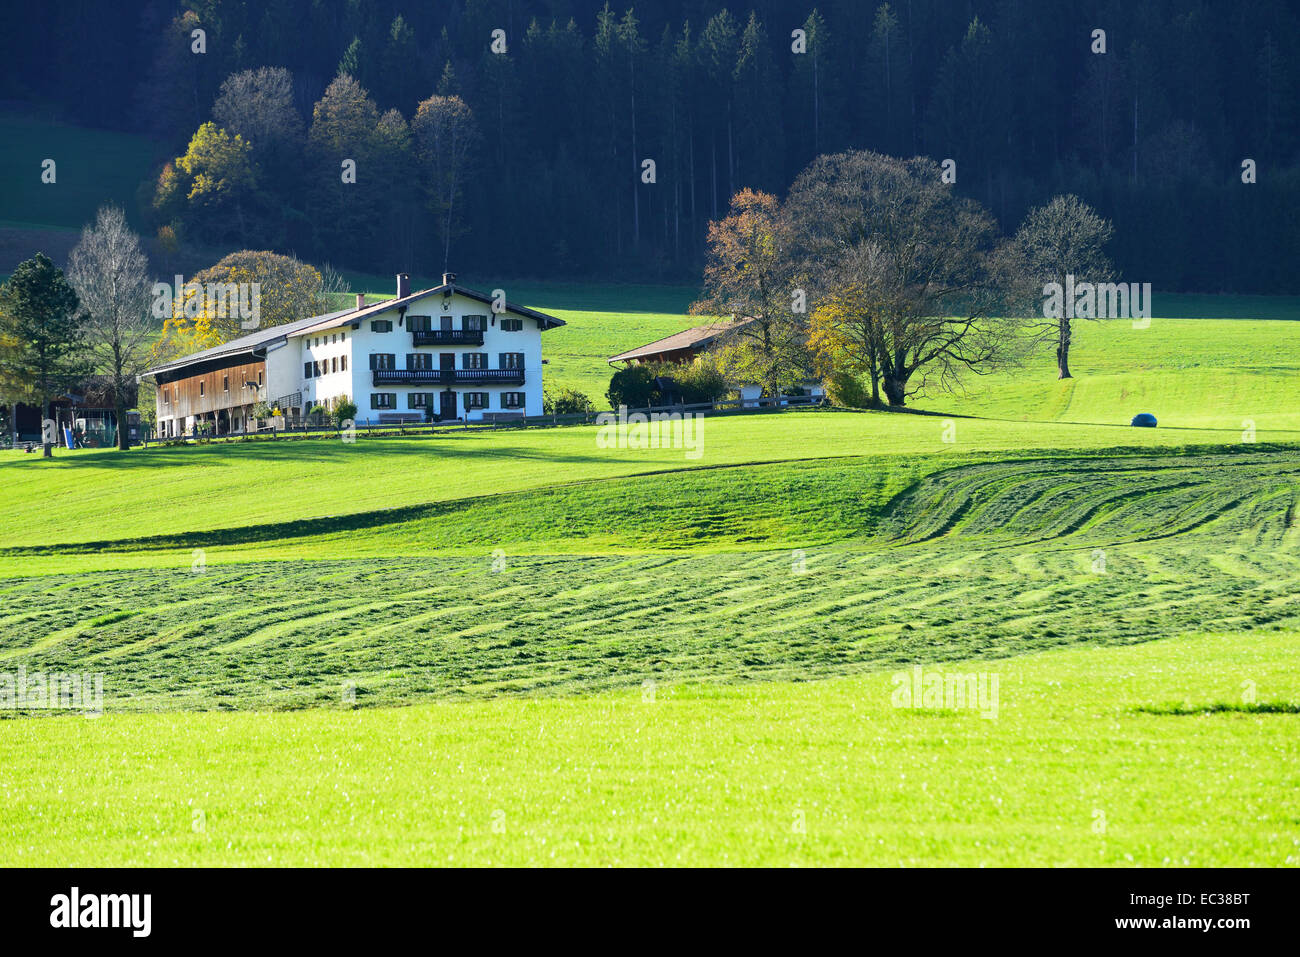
1;630;1295;866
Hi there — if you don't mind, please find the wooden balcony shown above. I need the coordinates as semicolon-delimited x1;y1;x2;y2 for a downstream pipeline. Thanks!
411;329;483;347
372;368;524;386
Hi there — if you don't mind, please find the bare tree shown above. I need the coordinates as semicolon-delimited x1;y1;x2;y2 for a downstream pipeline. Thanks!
67;206;153;450
1011;194;1115;379
413;94;479;272
213;67;305;153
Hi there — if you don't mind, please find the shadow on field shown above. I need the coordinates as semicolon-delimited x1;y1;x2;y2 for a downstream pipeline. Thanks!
0;432;630;472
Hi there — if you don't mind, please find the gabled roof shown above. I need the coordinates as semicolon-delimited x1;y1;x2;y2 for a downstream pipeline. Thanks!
139;308;354;379
140;282;564;380
607;318;751;364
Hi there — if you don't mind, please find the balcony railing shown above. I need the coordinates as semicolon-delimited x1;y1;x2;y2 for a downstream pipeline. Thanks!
411;329;484;347
372;368;524;387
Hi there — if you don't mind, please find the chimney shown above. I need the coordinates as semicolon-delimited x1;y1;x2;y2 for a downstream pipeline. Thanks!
442;271;456;286
355;293;366;310
396;273;410;299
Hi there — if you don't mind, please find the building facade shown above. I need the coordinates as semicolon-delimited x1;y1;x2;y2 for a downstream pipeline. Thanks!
142;275;564;437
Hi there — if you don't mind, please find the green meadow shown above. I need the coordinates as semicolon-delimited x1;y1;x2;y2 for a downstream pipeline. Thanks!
0;113;157;232
1;286;1298;866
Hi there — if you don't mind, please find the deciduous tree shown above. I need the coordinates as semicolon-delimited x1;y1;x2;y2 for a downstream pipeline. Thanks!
413;93;479;271
690;188;809;396
1011;194;1115;379
786;150;1017;406
67;207;154;450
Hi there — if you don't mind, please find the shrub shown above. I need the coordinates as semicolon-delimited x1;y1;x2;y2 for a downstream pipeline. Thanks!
606;365;658;409
543;388;596;415
332;396;358;428
647;358;729;404
250;401;271;419
823;370;873;409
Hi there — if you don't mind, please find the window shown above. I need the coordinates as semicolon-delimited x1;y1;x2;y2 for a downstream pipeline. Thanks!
463;391;487;410
331;356;338;373
499;352;525;370
331;334;337;344
314;360;322;377
371;319;393;333
369;354;396;370
341;355;347;372
406;353;432;371
304;362;314;379
502;392;524;409
463;352;488;370
408;392;432;409
408;315;432;332
463;314;487;332
500;317;523;332
258;371;263;386
223;375;229;392
370;393;396;409
199;380;205;396
163;388;170;405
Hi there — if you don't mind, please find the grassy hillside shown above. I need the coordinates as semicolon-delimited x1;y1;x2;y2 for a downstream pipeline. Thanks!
0;113;157;231
3;448;1296;711
913;315;1300;430
1;285;1298;866
4;413;1291;554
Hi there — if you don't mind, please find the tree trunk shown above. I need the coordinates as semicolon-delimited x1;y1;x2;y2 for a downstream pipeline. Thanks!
883;375;907;407
1057;317;1073;379
41;396;53;457
115;394;129;450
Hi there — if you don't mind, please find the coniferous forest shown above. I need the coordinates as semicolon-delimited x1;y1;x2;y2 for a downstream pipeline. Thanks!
3;0;1298;290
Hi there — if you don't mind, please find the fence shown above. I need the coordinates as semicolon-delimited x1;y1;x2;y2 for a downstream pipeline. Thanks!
145;393;828;446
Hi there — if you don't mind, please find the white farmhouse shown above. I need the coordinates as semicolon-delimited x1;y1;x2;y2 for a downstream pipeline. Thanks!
141;274;564;436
